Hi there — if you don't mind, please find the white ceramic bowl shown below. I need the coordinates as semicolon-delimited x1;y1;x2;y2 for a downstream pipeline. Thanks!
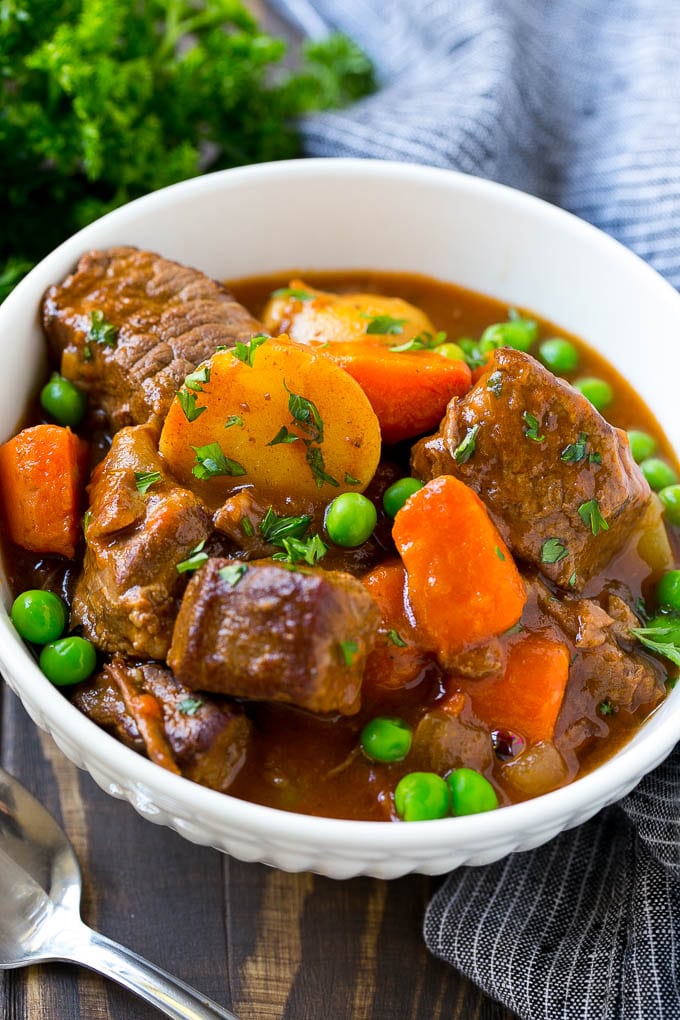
1;159;679;879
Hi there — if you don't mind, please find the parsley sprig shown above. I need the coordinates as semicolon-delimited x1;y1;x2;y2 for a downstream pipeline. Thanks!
192;442;246;480
1;8;375;299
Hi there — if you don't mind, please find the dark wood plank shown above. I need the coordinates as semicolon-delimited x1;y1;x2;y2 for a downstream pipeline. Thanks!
1;683;517;1020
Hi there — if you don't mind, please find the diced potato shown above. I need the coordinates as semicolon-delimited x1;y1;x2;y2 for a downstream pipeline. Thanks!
159;336;381;508
263;279;436;346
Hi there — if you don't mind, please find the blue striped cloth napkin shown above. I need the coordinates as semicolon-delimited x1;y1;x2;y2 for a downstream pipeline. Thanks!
271;1;680;1016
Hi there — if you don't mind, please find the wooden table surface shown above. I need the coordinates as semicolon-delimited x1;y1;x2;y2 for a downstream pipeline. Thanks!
0;682;517;1020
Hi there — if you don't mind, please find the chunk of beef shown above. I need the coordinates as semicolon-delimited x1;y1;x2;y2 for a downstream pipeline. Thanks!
73;658;250;792
72;424;211;659
524;576;665;748
42;246;262;431
168;558;381;715
412;348;651;590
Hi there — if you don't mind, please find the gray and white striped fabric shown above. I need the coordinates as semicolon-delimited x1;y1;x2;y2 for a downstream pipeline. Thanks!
271;1;680;1015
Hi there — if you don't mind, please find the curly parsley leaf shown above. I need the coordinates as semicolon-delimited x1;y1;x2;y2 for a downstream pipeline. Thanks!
134;470;161;495
259;507;312;545
232;334;269;367
176;539;208;574
541;538;569;564
630;615;680;668
272;533;327;566
88;309;117;347
219;562;248;587
578;498;609;535
453;424;480;465
0;7;375;301
522;411;545;442
192;442;246;480
177;389;206;423
364;314;407;336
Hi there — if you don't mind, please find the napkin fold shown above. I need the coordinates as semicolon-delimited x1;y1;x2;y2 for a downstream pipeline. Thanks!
270;1;680;1016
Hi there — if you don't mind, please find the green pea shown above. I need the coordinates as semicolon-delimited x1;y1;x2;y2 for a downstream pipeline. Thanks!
383;477;424;518
656;571;680;613
627;429;657;464
479;315;538;354
325;492;377;548
39;636;97;687
538;338;579;374
448;768;499;815
360;717;412;763
394;772;450;821
659;485;680;527
40;372;87;427
11;589;68;645
640;458;679;492
573;377;614;413
436;342;466;361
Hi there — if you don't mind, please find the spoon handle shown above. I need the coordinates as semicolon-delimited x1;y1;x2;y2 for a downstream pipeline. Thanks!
60;921;240;1020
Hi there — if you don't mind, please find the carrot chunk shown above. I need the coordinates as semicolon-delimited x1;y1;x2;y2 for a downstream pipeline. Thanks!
361;561;430;693
0;424;86;558
321;341;471;444
392;475;526;661
467;633;571;745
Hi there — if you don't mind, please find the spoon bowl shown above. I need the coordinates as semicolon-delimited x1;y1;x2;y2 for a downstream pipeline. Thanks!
0;766;238;1019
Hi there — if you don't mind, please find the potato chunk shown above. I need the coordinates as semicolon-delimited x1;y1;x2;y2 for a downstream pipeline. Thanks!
159;336;381;508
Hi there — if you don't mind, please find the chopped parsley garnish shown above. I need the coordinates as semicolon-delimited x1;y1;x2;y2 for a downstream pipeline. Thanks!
271;287;315;301
486;370;503;397
178;697;203;716
176;539;208;574
541;538;569;564
344;472;361;485
364;314;407;336
224;415;243;429
240;517;254;537
232;334;269;367
630;614;680;667
568;571;578;588
192;442;246;480
267;425;300;446
184;366;210;392
523;411;545;442
286;384;325;443
219;562;248;587
339;639;359;666
495;545;506;561
272;533;327;566
389;330;447;353
589;451;603;465
386;629;407;647
453;424;480;465
134;470;161;495
306;445;339;489
578;498;609;535
259;507;312;545
560;432;588;463
88;309;117;347
82;509;92;537
177;388;206;423
598;698;615;716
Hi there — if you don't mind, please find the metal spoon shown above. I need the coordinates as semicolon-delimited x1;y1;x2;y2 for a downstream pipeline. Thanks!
0;765;239;1020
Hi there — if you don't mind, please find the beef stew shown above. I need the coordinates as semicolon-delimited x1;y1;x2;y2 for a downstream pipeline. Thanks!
1;252;679;822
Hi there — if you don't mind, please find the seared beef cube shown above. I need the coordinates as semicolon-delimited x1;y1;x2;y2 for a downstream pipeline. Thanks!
72;424;211;659
412;348;650;589
73;658;250;792
524;576;665;750
168;558;381;715
42;246;262;431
